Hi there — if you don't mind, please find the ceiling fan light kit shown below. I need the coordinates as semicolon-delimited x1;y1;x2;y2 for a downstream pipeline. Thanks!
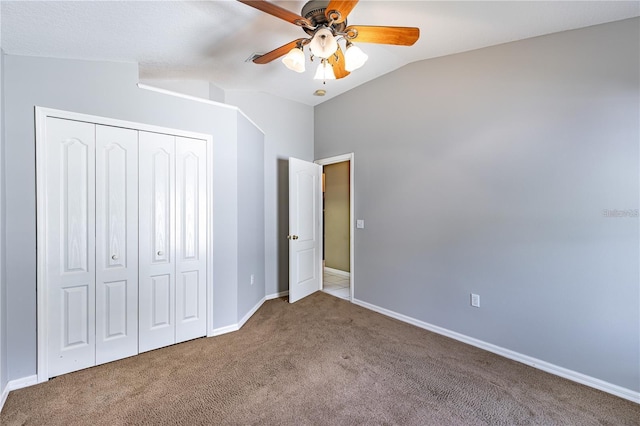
238;0;419;82
344;41;368;72
309;27;339;59
313;59;336;82
282;46;306;73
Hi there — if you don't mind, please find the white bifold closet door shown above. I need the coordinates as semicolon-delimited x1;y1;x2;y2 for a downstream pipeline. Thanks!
138;132;207;353
174;136;207;343
95;125;139;365
138;132;175;352
46;121;140;375
46;118;97;377
45;117;207;377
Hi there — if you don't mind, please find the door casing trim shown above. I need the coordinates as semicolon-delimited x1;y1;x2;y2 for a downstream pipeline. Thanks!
315;153;355;301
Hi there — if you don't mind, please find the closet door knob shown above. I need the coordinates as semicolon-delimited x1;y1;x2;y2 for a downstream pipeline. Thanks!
157;250;164;256
111;254;118;260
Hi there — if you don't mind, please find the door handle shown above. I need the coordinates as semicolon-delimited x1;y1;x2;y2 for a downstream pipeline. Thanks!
287;235;299;240
111;254;119;260
157;250;164;256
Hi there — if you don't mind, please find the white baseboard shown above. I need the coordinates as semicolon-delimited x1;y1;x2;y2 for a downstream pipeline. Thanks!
238;297;265;329
351;298;640;404
212;295;271;336
1;375;38;412
0;385;6;413
324;267;350;277
211;292;289;337
211;324;239;336
266;290;289;300
6;375;38;391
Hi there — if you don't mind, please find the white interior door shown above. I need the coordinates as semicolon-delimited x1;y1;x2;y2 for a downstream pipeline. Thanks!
175;136;207;343
95;125;139;364
138;131;176;353
46;118;96;377
288;157;322;303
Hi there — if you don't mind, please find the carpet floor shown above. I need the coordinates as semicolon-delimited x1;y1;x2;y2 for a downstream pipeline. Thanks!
1;292;638;425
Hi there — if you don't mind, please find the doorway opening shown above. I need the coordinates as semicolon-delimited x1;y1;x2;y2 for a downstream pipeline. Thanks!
316;154;354;301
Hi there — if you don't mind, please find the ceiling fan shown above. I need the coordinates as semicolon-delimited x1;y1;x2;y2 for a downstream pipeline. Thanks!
238;0;420;81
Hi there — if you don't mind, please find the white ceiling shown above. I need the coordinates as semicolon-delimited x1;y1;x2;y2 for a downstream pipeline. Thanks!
1;1;639;106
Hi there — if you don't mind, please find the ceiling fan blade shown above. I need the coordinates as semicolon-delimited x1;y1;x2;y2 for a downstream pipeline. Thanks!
328;46;350;79
252;38;307;64
325;0;359;24
237;0;311;27
345;25;420;46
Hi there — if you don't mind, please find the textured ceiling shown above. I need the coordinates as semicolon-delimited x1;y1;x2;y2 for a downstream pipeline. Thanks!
1;1;639;106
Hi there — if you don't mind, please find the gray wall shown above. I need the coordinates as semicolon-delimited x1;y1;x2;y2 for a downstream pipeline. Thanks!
2;55;252;381
209;83;225;104
237;113;266;318
315;18;640;392
1;49;7;395
225;92;314;297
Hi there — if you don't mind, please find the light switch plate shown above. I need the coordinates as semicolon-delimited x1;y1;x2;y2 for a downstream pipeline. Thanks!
356;219;365;229
471;293;480;307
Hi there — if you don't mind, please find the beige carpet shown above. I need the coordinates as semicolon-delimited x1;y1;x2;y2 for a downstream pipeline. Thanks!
2;292;638;425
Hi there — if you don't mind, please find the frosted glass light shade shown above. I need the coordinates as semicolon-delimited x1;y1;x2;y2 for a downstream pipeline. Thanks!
345;44;368;72
282;47;305;73
313;61;336;80
309;28;338;59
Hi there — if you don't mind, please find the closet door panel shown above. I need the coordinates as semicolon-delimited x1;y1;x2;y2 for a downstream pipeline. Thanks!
139;131;176;353
46;118;96;377
175;137;207;343
95;125;139;364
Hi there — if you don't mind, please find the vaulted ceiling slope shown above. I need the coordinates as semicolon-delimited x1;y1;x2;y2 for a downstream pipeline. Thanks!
1;1;639;106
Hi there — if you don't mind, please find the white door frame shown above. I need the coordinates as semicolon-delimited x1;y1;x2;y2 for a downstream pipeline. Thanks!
35;107;214;383
315;153;355;301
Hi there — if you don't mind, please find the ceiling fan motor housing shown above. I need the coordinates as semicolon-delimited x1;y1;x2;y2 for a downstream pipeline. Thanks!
301;0;347;36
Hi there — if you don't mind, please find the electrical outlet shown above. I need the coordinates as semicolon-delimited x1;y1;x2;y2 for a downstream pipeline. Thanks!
471;293;480;308
250;274;255;285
